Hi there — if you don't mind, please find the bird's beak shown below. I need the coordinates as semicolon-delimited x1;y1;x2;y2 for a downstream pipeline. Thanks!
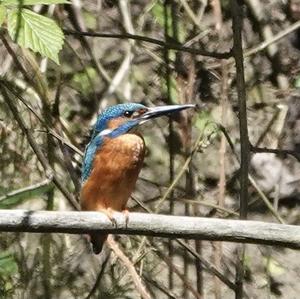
138;104;196;124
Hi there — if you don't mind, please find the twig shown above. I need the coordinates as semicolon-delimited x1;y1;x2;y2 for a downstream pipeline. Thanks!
209;19;300;71
219;125;287;223
155;132;204;211
248;175;285;224
143;275;179;299
131;196;236;291
152;241;202;299
179;0;202;28
0;179;53;206
213;0;229;295
244;20;300;57
64;4;112;86
245;0;288;88
1;85;80;210
63;29;232;59
162;1;176;291
231;1;250;298
84;252;111;299
251;145;300;162
176;240;237;291
107;236;152;299
175;198;238;217
0;80;83;157
0;33;32;84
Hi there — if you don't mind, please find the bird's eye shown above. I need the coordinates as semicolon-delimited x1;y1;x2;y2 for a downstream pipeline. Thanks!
124;110;134;118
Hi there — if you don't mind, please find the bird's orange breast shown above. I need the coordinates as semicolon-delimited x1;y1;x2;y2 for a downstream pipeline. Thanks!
80;133;145;212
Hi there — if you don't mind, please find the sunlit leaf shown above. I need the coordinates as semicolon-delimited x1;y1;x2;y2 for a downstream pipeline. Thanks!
0;5;6;26
7;8;64;64
0;252;18;277
265;257;285;276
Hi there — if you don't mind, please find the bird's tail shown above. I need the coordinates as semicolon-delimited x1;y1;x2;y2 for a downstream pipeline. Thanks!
90;233;108;254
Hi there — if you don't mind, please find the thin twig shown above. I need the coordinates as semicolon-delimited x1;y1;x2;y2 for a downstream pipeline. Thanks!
251;145;300;162
244;13;300;58
231;1;250;298
107;236;152;299
131;196;236;291
219;125;287;223
152;241;202;299
0;179;53;204
1;85;80;210
63;29;232;59
84;252;111;299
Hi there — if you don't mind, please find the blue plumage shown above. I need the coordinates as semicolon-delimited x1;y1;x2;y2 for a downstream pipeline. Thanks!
82;103;147;182
82;135;103;182
92;103;146;137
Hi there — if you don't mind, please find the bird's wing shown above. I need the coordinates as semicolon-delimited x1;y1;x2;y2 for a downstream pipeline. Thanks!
81;135;103;182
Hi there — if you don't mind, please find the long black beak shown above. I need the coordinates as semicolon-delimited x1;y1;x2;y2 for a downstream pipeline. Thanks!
138;104;196;124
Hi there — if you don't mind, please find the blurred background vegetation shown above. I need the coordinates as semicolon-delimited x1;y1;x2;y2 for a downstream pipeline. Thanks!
0;0;300;298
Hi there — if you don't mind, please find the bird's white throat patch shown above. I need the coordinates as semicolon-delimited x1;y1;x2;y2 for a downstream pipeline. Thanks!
98;129;113;137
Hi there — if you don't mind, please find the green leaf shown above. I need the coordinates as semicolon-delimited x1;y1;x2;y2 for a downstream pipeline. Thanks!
294;75;300;88
0;252;17;277
7;8;64;64
0;180;54;208
151;2;186;43
264;257;285;276
72;67;97;95
0;5;6;26
2;0;68;5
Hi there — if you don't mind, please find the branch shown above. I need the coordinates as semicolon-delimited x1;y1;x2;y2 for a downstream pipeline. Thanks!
251;145;300;162
231;2;249;296
107;236;151;299
0;83;80;210
63;29;232;59
244;20;300;58
0;210;299;249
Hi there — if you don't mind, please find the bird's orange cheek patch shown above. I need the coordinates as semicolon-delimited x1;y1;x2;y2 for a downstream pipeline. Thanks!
107;117;126;130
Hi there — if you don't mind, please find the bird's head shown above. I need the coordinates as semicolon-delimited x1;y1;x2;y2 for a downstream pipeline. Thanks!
92;102;195;139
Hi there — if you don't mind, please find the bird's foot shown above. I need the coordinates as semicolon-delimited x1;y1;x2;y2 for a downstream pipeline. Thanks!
122;209;130;228
101;208;117;227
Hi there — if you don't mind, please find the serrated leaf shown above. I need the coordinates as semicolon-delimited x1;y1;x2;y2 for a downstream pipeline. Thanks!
2;0;68;5
7;8;64;64
0;5;6;26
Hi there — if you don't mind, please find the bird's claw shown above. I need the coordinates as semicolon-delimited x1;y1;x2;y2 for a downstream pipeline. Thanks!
123;209;129;228
101;208;117;227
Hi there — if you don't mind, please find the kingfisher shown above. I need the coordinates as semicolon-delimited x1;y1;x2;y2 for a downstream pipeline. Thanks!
80;102;195;253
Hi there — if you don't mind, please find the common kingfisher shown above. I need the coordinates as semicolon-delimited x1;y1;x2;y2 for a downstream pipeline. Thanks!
80;102;195;253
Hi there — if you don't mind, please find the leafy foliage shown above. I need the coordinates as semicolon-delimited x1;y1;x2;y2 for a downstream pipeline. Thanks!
0;5;6;26
7;8;64;64
0;251;18;297
0;0;66;63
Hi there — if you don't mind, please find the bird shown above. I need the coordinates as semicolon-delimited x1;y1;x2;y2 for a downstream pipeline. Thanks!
80;102;195;253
